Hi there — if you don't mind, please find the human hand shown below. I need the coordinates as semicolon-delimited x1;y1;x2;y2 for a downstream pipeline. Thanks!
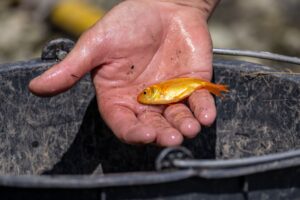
29;0;220;146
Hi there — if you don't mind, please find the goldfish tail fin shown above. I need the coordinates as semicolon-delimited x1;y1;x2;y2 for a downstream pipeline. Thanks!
202;83;229;97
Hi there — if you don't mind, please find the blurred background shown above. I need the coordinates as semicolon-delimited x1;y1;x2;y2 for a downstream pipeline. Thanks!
0;0;299;69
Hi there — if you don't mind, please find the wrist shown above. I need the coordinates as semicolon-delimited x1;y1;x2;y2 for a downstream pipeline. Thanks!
158;0;220;19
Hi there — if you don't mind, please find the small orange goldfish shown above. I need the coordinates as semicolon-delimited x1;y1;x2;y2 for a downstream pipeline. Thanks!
137;77;229;105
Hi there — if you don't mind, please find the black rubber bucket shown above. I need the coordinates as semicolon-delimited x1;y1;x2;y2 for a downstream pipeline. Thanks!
0;39;299;199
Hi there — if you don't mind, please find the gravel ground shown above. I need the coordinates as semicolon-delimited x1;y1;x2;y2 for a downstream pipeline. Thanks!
0;0;299;69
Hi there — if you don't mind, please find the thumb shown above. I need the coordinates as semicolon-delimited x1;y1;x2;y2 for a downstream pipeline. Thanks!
29;29;108;96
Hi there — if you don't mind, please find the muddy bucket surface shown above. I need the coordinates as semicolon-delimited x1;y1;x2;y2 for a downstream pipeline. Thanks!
0;43;300;199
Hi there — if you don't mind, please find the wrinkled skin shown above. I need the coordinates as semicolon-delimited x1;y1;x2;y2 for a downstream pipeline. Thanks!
29;0;217;146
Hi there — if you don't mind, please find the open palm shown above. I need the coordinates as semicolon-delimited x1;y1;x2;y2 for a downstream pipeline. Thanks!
29;0;217;146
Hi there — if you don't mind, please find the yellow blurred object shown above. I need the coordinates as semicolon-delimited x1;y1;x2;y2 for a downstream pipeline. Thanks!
50;0;105;36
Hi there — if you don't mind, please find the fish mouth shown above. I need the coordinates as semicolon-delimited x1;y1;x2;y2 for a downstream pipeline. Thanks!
137;94;153;105
137;93;145;104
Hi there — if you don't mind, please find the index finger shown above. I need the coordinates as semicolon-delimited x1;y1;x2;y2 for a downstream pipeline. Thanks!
101;104;157;144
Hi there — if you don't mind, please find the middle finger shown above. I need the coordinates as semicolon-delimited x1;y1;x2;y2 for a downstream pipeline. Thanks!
164;103;201;138
138;111;183;146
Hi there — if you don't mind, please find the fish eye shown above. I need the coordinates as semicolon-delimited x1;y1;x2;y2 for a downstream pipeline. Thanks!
142;87;154;96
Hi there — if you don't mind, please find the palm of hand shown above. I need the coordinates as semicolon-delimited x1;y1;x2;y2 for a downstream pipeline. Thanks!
92;1;216;146
30;1;216;146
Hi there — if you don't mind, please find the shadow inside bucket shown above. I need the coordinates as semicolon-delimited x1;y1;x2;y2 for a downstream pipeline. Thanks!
43;97;217;175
